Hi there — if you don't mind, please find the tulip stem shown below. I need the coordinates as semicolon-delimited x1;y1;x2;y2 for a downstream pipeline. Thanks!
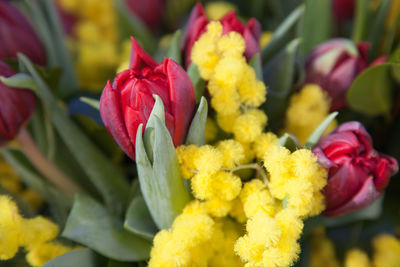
16;129;82;196
227;163;269;184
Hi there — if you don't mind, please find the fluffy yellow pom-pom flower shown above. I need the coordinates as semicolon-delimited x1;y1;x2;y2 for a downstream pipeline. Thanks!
345;249;371;267
233;113;264;143
217;139;245;168
26;242;75;267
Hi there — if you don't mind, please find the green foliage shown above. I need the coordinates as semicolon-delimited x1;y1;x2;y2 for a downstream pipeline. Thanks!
187;64;206;103
62;194;152;261
135;99;190;229
347;63;398;118
124;195;158;240
304;112;338;149
185;97;208;146
299;0;332;55
44;248;107;267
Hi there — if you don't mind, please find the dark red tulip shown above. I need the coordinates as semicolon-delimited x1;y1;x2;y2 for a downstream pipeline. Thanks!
305;39;385;110
333;0;355;23
313;121;398;217
125;0;166;30
182;2;261;67
100;37;196;160
0;61;36;144
0;1;46;65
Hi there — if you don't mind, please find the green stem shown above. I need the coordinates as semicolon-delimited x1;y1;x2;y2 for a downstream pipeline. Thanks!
228;163;269;184
16;129;82;196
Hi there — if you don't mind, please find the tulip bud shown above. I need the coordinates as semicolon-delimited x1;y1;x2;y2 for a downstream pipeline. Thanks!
182;2;261;67
332;0;355;23
313;121;398;217
0;61;36;144
305;39;372;110
125;0;166;30
0;1;46;65
99;37;196;160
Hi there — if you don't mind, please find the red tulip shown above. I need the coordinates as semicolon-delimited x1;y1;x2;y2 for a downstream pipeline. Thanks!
100;37;196;160
333;0;355;23
313;121;398;217
125;0;166;30
0;61;36;144
0;1;46;65
182;2;261;67
305;39;377;110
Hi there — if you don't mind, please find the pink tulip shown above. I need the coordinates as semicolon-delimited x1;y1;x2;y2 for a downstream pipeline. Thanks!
125;0;166;30
100;37;196;160
0;1;46;65
313;121;398;217
182;2;261;67
333;0;355;23
305;39;373;110
0;61;36;144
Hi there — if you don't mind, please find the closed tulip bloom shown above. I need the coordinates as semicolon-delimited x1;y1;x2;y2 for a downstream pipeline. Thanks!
332;0;355;23
125;0;166;30
0;1;46;65
182;2;261;67
305;39;373;110
100;37;196;160
313;121;398;217
0;61;36;144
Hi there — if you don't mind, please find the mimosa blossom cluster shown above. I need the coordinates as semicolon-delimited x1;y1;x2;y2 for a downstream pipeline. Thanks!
0;196;75;267
149;21;328;267
311;227;400;267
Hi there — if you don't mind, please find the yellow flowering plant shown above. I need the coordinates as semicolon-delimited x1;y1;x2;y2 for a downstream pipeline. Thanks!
0;0;400;267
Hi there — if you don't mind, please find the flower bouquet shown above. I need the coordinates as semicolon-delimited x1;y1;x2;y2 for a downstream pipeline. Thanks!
1;0;400;266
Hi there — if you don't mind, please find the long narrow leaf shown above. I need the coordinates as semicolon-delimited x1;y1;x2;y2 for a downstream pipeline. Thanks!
16;55;130;215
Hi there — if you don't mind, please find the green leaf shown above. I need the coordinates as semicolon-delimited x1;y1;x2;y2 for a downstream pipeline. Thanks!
304;112;338;149
0;73;37;91
367;0;391;60
80;97;100;110
262;5;304;63
277;133;300;152
352;0;370;42
185;97;208;146
304;195;384;235
124;195;158;240
43;248;107;267
20;0;79;97
1;148;71;225
136;116;191;229
249;53;262;80
144;95;166;163
263;38;301;131
347;63;398;117
113;0;156;54
14;55;130;216
62;194;152;261
167;30;182;65
187;64;205;103
299;0;332;56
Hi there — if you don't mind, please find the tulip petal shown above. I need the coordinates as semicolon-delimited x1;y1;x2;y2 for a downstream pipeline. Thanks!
373;154;398;191
324;160;369;211
335;121;373;152
0;62;36;143
220;11;245;34
324;176;381;217
0;2;46;65
129;37;158;71
328;57;358;109
100;81;135;159
165;59;196;146
243;28;260;61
